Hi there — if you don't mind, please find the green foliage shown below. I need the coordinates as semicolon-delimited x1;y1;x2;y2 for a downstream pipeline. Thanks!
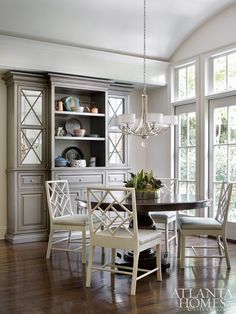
124;170;163;192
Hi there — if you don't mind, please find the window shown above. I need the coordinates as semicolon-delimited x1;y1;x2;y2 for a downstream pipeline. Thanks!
209;98;236;221
175;104;196;215
211;51;236;93
108;96;126;165
175;63;196;101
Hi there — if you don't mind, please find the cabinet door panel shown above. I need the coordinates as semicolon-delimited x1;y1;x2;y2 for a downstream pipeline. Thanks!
18;87;47;168
19;192;47;231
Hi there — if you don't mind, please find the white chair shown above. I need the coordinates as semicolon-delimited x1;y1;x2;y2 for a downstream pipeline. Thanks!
45;180;89;263
86;187;162;296
150;178;178;255
178;182;233;269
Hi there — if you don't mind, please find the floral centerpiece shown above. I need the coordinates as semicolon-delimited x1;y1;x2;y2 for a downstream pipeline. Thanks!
124;170;163;199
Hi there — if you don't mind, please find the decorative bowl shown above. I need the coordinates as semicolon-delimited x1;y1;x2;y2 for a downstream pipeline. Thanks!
77;106;84;113
74;128;86;137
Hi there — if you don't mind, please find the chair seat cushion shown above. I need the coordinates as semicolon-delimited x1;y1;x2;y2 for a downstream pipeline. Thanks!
151;211;176;222
96;227;162;245
178;216;222;230
53;214;88;226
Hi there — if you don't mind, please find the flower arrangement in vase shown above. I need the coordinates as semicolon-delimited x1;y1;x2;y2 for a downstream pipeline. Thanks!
124;170;163;199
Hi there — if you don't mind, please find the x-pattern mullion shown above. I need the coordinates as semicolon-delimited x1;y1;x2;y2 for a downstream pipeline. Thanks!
109;134;123;162
21;90;42;126
108;99;123;125
21;129;42;163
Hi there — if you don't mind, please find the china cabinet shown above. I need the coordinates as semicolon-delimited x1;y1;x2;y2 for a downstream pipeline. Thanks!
4;72;48;243
4;71;132;243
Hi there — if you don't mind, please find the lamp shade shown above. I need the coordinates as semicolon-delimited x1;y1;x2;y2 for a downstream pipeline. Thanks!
162;115;178;125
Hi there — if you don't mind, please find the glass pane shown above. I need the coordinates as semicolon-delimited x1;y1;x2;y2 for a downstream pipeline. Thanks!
214;107;228;144
108;98;124;126
179;182;187;194
229;106;236;143
179;113;187;146
178;68;186;99
228;52;236;89
21;129;42;164
213;56;226;92
214;146;227;181
229;146;236;181
188;148;196;181
213;183;222;217
21;90;42;126
188;182;196;195
187;65;195;98
229;186;236;221
179;148;187;180
108;132;124;164
188;112;196;145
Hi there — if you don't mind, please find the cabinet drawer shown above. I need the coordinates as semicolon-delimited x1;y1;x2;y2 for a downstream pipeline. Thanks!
58;173;105;187
18;173;46;189
107;172;127;185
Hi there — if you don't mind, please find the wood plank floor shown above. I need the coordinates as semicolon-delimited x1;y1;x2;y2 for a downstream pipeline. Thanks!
0;237;236;314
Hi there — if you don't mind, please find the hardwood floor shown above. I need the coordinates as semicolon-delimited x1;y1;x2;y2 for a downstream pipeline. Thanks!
0;237;236;313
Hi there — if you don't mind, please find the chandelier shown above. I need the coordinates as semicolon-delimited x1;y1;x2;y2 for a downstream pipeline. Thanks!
113;0;178;145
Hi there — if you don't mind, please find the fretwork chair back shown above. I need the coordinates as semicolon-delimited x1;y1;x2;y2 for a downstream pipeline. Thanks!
150;178;178;255
85;187;162;296
178;182;233;269
45;180;89;263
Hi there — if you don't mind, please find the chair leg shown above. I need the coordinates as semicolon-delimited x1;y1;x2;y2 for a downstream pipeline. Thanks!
130;251;139;296
67;230;72;250
217;235;223;256
174;220;178;245
222;237;231;269
177;229;181;258
86;245;95;287
46;229;54;259
180;233;185;269
156;243;162;281
111;248;116;270
82;229;86;264
165;223;169;255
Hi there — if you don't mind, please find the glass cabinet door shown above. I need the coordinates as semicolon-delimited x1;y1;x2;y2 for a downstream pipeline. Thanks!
19;88;46;167
107;96;126;166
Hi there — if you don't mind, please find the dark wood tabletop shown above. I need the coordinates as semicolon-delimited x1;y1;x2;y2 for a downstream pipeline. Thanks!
131;194;211;212
87;193;211;212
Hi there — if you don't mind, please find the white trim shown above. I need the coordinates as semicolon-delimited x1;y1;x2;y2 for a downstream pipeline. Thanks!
0;34;169;86
0;227;7;239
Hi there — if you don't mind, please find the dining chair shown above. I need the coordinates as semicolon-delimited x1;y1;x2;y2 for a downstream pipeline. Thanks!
178;181;233;269
150;178;178;255
45;180;89;263
85;187;162;296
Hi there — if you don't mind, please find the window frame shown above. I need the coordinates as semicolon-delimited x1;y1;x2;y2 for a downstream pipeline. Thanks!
208;49;236;95
173;62;196;102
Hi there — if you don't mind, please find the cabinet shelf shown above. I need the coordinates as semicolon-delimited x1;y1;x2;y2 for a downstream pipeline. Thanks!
55;136;105;141
54;111;105;117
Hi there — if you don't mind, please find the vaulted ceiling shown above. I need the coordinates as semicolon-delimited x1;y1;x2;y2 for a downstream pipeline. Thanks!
0;0;235;62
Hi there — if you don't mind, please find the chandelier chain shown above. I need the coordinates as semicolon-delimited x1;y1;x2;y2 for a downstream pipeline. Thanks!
113;0;178;143
143;0;146;95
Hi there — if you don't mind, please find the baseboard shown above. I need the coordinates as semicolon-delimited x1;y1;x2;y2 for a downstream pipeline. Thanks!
0;226;7;239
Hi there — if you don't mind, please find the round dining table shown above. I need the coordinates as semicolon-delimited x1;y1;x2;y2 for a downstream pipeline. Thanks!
83;192;211;270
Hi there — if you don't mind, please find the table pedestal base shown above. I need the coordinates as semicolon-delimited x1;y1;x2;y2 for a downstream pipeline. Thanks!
116;250;170;271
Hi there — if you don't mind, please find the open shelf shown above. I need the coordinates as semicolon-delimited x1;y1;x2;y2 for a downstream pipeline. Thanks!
55;136;105;141
54;111;105;117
